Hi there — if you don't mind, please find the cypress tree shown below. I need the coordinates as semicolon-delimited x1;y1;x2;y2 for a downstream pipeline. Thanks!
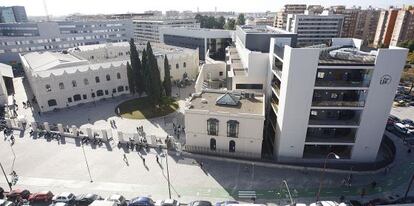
146;42;162;104
141;49;150;97
163;55;172;97
126;62;135;94
129;38;143;94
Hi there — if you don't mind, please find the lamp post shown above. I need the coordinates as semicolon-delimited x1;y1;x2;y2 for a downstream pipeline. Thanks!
165;150;172;199
0;163;12;191
316;152;340;202
9;144;16;173
282;180;294;205
81;143;93;183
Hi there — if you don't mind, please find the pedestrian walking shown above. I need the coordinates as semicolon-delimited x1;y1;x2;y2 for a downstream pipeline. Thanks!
156;155;159;164
142;157;146;165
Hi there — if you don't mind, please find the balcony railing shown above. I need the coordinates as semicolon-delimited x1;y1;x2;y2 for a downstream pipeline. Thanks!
274;45;284;59
315;80;370;88
312;100;365;107
305;135;355;143
271;99;279;113
272;83;280;96
308;118;360;126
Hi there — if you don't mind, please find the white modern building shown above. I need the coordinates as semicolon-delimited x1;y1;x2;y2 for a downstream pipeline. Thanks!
133;18;200;43
0;20;134;64
159;27;233;60
286;11;344;46
20;42;199;112
268;38;408;162
184;90;265;158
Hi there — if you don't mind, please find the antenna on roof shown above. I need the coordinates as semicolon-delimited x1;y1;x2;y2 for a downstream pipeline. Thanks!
43;0;50;21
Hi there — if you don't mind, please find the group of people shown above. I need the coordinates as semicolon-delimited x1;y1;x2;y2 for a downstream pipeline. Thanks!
172;123;184;139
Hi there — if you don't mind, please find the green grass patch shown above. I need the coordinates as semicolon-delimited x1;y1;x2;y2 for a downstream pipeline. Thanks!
116;96;179;119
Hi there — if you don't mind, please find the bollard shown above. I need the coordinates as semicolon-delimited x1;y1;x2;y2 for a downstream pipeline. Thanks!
57;124;64;134
44;122;50;131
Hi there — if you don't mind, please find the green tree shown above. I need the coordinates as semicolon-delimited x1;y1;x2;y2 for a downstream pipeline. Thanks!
129;38;143;94
146;42;163;103
126;62;135;94
398;40;414;52
236;13;245;25
141;49;150;96
217;16;226;29
224;18;236;30
163;55;172;97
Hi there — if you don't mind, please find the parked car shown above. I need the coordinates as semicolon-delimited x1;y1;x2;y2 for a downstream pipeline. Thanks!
394;122;412;135
0;200;15;206
89;200;118;206
52;192;76;203
49;202;69;206
128;197;154;206
402;119;414;128
215;201;238;206
188;201;212;206
105;195;127;206
156;199;180;206
28;191;54;202
388;115;401;125
0;187;4;199
6;189;30;201
75;194;102;205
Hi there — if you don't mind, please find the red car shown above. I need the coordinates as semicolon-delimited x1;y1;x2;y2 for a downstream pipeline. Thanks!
28;191;54;202
6;189;30;201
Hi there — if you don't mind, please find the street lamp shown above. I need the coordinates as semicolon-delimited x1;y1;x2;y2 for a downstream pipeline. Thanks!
164;149;172;199
282;180;294;205
316;152;340;202
81;143;93;183
0;163;12;191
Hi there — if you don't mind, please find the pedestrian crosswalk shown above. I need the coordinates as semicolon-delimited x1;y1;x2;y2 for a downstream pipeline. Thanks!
238;190;256;198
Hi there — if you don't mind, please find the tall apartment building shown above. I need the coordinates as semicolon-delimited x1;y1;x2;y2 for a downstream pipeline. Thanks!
354;9;381;44
193;25;408;162
373;9;399;47
331;7;359;38
0;6;28;23
390;9;414;46
133;18;200;43
0;20;134;64
286;11;344;46
268;38;408;162
273;4;307;29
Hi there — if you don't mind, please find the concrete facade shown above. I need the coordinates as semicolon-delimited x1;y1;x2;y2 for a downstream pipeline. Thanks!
0;20;134;64
390;9;414;46
0;63;13;105
0;6;28;23
373;9;398;47
133;18;200;43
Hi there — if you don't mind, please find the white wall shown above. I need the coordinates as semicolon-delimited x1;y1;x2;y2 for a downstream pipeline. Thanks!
353;47;408;162
275;46;320;161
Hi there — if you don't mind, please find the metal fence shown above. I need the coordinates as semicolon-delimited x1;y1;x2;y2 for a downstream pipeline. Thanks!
184;145;261;159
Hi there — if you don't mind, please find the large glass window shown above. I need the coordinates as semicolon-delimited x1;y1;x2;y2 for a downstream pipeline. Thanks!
48;99;57;107
73;94;81;101
207;118;219;136
227;120;239;138
96;90;104;96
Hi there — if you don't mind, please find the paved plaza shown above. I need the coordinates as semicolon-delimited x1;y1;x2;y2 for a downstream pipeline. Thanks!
2;77;414;204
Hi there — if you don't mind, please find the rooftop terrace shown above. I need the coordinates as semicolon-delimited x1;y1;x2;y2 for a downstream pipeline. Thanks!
318;46;377;66
187;91;264;115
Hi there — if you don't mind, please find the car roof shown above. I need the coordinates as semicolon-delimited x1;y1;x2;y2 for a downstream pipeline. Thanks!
131;197;152;203
109;194;122;199
163;199;176;204
59;192;73;197
191;201;212;206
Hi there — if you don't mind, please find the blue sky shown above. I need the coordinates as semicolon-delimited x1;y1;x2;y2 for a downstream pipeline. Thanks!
2;0;413;16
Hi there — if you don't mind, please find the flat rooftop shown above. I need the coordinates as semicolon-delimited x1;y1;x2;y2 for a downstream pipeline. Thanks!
188;91;264;115
239;25;294;35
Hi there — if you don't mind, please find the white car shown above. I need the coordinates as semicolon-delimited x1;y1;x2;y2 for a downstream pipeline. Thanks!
0;200;15;206
52;192;75;203
105;194;127;206
155;199;180;206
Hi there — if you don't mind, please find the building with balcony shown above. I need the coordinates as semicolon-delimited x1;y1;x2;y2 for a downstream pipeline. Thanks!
273;4;307;29
286;11;344;46
20;42;199;112
268;38;408;162
0;20;134;65
373;9;399;47
159;27;233;60
184;90;265;158
133;18;200;43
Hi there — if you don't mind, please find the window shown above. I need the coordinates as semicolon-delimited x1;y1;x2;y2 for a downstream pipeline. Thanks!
219;72;223;76
210;138;216;151
106;74;111;81
91;92;95;98
227;120;239;138
105;90;109;95
117;73;121;79
84;78;89;85
47;99;57;107
59;82;64;89
183;62;186;68
207;118;219;136
73;94;81;101
95;76;100;83
118;86;124;92
176;63;179;69
112;88;117;93
45;84;51;92
125;86;129;91
229;140;235;152
96;90;104;96
82;94;87;99
235;84;263;90
72;80;77;87
317;72;325;78
67;97;72;103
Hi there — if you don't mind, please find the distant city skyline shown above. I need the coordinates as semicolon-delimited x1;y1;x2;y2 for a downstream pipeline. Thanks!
1;0;413;17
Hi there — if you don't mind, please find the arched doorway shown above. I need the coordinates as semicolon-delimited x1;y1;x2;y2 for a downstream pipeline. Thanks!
229;140;235;152
210;138;216;151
